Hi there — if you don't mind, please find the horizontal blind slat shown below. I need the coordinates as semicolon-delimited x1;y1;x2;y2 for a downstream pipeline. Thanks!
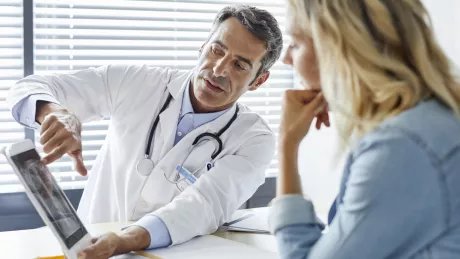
0;0;24;192
1;0;292;192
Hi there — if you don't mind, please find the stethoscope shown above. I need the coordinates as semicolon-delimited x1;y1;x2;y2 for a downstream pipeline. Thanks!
136;93;240;177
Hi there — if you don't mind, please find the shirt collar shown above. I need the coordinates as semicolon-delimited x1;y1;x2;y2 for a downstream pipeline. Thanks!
180;81;231;128
180;82;195;117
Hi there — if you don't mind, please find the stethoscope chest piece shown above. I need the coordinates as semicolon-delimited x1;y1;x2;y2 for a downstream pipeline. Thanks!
136;157;155;176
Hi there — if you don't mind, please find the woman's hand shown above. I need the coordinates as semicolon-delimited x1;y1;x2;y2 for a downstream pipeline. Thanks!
279;89;329;147
276;89;329;195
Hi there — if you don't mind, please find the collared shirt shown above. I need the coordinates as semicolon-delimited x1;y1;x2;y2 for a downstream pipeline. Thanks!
268;99;460;259
135;81;229;249
174;83;229;145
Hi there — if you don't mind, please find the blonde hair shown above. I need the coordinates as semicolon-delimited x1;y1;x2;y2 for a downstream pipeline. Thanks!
288;0;460;145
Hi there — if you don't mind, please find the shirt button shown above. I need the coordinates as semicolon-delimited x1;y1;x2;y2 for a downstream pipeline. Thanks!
177;132;183;137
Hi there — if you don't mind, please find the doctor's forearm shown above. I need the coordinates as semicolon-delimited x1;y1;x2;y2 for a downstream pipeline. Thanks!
116;226;151;254
277;141;302;196
35;101;68;124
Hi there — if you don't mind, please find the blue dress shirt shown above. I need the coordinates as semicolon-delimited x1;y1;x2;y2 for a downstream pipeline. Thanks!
133;83;229;249
268;99;460;259
11;81;230;249
173;84;228;145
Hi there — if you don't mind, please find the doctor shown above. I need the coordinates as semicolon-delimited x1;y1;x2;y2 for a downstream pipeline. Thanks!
8;5;283;259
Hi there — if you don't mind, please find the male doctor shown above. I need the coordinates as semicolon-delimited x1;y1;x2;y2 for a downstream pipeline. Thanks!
8;5;283;258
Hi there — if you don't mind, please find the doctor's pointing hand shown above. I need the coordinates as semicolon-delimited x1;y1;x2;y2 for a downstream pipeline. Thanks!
8;5;284;259
37;104;87;176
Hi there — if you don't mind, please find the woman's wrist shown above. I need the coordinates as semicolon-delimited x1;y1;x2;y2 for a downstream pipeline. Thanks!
279;134;301;152
277;135;302;196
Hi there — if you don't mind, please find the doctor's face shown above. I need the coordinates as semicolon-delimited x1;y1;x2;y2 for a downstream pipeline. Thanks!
191;17;270;112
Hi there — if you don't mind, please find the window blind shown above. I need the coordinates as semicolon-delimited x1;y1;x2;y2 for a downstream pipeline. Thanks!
2;0;293;192
0;0;25;193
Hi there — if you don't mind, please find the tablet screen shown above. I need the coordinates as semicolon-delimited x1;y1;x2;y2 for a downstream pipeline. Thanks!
11;149;88;249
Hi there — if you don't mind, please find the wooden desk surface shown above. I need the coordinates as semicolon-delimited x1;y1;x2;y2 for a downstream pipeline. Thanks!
0;221;277;258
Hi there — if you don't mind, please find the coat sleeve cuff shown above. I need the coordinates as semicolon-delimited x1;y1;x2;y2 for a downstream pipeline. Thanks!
268;194;324;234
131;215;172;249
13;93;60;129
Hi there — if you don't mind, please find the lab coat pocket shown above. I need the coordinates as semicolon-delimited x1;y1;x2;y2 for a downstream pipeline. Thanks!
174;165;198;192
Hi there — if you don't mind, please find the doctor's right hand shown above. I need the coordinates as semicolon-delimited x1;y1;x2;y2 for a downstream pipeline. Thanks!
38;104;88;176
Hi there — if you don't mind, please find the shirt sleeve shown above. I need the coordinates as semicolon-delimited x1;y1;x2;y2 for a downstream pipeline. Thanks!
132;215;172;249
11;94;60;129
269;132;446;259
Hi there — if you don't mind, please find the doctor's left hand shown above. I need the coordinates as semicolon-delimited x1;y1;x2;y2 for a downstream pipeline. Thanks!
78;227;151;259
77;232;121;259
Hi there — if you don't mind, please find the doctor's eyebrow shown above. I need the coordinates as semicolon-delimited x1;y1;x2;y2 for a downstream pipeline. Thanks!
212;40;254;69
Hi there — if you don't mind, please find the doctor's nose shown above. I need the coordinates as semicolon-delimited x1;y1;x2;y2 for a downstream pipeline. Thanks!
213;57;230;78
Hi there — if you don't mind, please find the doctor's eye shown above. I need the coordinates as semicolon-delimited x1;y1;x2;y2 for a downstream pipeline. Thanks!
211;45;224;56
234;62;246;71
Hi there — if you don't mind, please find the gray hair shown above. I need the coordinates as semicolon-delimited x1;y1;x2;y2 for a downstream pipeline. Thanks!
209;5;283;78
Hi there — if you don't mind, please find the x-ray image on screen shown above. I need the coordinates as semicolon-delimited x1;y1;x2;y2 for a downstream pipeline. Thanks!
11;149;87;248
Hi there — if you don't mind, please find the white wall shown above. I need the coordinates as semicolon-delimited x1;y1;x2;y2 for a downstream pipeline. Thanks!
422;0;460;67
297;0;460;223
298;122;344;222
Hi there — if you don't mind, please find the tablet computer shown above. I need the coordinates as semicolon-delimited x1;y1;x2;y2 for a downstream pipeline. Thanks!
2;139;92;259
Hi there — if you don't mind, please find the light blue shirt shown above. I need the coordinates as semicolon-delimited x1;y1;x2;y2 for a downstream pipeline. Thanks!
11;81;230;250
13;94;60;129
133;83;229;249
268;99;460;259
173;84;229;145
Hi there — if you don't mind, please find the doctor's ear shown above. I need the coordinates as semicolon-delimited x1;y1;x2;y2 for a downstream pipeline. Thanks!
198;44;205;58
249;71;270;91
199;43;206;54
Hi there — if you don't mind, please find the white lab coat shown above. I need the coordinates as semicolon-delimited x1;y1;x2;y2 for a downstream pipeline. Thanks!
8;64;276;245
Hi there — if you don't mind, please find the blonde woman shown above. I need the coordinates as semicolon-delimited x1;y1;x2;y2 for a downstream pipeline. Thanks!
269;0;460;258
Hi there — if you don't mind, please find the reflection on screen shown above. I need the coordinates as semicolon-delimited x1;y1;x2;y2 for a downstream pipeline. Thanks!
11;149;87;248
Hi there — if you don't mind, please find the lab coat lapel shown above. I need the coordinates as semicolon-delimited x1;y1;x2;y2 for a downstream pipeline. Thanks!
156;98;181;161
154;70;193;162
156;104;238;172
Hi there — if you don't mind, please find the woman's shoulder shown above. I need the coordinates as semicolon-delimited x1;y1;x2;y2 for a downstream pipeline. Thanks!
348;98;460;232
359;98;460;163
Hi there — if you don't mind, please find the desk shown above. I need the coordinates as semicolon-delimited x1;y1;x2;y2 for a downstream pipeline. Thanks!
0;221;277;258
